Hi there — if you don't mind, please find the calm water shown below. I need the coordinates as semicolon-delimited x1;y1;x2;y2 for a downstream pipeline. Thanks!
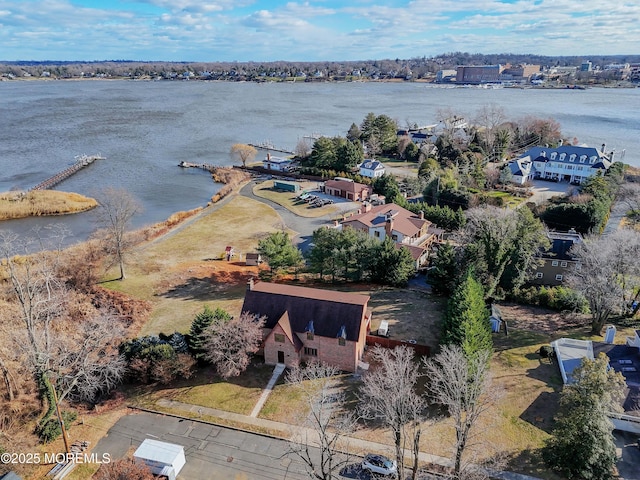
1;80;638;244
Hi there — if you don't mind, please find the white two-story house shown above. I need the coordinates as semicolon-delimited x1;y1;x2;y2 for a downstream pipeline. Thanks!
507;144;613;185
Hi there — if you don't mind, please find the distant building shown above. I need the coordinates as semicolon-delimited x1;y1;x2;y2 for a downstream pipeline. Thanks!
263;153;294;172
581;61;593;72
436;69;457;83
456;65;503;84
501;64;541;83
359;160;386;178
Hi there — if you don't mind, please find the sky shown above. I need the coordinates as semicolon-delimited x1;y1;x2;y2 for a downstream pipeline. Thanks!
1;0;639;62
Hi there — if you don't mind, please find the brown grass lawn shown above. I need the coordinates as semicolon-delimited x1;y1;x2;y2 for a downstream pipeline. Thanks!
252;180;340;218
104;195;290;335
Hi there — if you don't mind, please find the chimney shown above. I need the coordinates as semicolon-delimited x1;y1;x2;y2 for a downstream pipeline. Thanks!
267;152;271;161
385;218;394;239
247;277;255;291
362;201;372;213
601;143;606;154
419;210;425;220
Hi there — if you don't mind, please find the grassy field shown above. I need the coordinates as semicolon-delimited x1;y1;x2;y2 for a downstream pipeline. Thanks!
104;194;289;335
0;190;97;220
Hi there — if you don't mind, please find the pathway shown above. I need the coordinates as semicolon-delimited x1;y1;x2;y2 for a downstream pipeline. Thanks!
250;363;285;418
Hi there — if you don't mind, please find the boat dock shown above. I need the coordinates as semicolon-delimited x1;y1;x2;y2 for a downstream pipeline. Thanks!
178;161;219;172
248;141;295;155
30;154;104;191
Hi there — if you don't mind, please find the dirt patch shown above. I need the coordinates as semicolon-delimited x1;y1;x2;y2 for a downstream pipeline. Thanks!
497;302;587;335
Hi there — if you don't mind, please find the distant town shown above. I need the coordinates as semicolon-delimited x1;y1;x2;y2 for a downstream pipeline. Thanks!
2;52;640;85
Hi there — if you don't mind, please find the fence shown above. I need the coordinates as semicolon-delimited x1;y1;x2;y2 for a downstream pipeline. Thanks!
366;335;430;357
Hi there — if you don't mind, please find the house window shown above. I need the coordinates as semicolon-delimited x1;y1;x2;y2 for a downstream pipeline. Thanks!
391;234;398;241
550;152;557;160
589;156;597;164
307;332;314;341
535;272;543;279
580;155;587;163
374;231;380;238
561;261;568;267
274;333;285;343
552;260;559;266
569;154;576;162
304;347;318;357
555;274;563;281
559;153;566;161
338;337;346;346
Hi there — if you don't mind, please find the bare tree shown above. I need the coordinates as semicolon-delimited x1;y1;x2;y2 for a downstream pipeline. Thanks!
474;104;507;162
567;229;640;332
203;312;265;379
359;346;426;480
423;346;496;480
459;206;548;299
295;138;312;159
94;188;140;280
618;182;640;224
230;143;258;168
95;458;155;480
286;361;355;480
0;229;127;428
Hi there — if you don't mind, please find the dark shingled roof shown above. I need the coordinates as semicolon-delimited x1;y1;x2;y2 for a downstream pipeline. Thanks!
241;281;369;342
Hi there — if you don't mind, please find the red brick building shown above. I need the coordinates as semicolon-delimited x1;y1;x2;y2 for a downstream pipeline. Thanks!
241;280;371;372
324;178;371;202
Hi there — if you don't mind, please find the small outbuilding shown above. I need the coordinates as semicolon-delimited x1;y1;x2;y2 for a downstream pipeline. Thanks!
245;252;262;266
134;439;186;480
273;180;300;192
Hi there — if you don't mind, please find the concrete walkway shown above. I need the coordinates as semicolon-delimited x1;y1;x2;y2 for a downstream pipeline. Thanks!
250;363;285;417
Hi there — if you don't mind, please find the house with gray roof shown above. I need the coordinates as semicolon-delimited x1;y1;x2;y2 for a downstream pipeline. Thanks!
506;144;613;185
359;160;386;178
241;279;371;372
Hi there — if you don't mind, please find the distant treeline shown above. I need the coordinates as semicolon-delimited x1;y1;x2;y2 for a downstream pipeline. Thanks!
2;52;639;81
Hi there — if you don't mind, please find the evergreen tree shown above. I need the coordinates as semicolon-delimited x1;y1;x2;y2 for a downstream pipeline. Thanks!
188;306;231;361
373;174;402;203
543;353;626;480
441;269;492;361
257;231;304;276
370;239;415;287
430;243;457;295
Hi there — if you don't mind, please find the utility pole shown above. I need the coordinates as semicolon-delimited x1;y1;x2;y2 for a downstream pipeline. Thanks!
51;382;71;454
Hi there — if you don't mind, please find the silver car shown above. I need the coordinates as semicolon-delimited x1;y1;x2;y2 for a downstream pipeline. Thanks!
361;453;398;477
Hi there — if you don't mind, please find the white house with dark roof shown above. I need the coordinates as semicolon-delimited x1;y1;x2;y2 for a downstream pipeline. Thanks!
507;144;613;185
359;160;386;178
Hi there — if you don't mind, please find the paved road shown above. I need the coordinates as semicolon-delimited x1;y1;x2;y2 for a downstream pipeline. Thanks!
93;412;322;480
239;180;359;253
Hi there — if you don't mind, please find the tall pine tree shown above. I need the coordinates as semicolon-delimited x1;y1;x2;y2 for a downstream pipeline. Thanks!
441;269;492;361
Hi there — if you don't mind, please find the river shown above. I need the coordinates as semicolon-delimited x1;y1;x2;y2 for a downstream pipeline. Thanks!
1;80;638;245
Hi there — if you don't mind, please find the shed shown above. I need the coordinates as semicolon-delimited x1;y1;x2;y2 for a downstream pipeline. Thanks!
273;180;300;193
489;304;503;333
378;320;389;337
134;439;186;480
246;252;262;266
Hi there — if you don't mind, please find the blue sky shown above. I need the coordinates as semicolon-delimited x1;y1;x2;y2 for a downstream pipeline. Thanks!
1;0;638;61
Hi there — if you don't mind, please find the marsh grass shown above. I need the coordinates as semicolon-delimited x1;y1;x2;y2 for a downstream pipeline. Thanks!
0;190;97;220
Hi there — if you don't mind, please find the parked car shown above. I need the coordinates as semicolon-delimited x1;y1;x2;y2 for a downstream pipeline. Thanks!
362;454;398;477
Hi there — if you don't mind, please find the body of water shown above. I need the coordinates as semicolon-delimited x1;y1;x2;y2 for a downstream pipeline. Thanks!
1;80;638;244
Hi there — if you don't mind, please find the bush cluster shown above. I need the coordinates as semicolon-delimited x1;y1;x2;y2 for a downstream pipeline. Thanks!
510;285;589;313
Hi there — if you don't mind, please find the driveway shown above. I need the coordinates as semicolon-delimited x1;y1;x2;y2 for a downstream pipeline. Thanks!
240;180;359;253
527;179;573;205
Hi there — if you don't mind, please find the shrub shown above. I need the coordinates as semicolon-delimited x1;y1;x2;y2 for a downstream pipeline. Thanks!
36;411;77;444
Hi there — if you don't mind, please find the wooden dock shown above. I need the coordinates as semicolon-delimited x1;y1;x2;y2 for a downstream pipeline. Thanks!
31;154;104;191
248;141;295;155
178;161;220;172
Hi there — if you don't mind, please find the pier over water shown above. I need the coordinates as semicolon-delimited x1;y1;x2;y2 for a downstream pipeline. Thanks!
31;155;104;191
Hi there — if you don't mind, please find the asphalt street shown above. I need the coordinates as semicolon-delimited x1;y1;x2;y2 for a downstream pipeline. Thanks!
93;412;313;479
